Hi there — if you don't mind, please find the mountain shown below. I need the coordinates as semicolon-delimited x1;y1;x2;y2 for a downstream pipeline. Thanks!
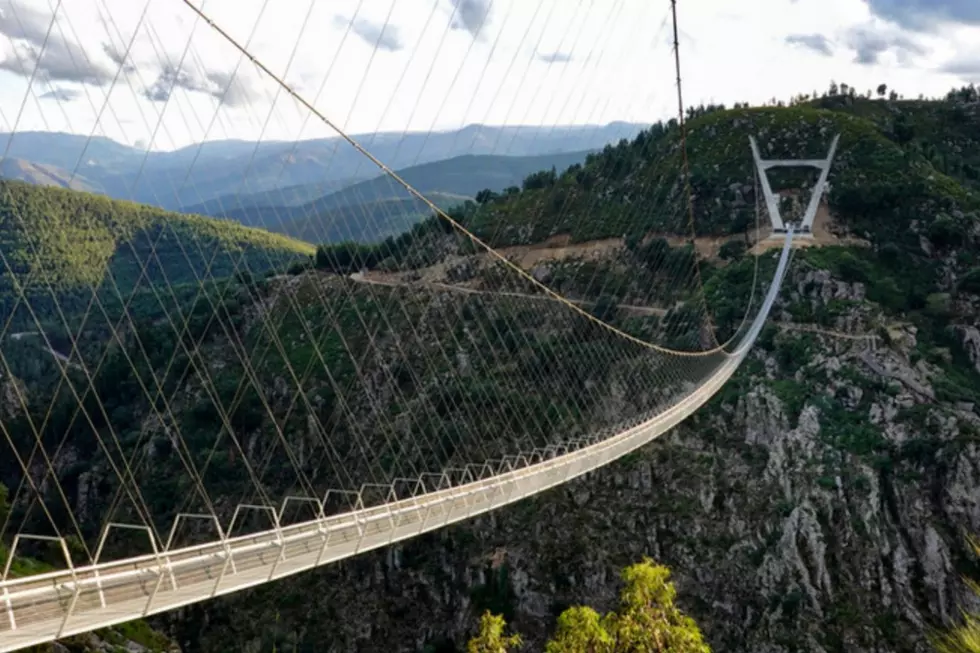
0;123;646;212
0;157;96;192
181;177;372;215
182;150;594;219
183;150;594;242
3;89;980;653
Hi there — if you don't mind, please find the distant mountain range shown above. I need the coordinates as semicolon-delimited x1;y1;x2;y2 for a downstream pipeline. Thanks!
0;123;645;213
182;150;594;242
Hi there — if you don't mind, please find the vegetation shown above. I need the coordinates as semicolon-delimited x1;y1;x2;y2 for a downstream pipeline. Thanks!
468;559;710;653
0;179;313;332
468;612;523;653
932;537;980;653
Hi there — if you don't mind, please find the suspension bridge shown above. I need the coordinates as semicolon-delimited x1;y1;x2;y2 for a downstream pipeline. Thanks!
0;0;837;649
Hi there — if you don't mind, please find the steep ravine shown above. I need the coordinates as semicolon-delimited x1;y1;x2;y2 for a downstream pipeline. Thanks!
161;263;980;653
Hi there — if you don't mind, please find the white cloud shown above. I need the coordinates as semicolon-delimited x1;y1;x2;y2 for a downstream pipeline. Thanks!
0;0;978;153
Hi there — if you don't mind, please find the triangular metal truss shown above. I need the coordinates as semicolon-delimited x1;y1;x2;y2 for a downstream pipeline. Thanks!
748;134;840;238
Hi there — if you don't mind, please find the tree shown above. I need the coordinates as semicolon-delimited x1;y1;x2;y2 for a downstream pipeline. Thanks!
877;83;888;98
546;607;612;653
523;167;558;191
468;611;522;653
476;189;497;205
471;559;710;653
602;559;710;652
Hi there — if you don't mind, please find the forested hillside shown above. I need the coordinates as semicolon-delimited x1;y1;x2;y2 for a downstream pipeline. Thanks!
0;180;313;331
1;86;980;653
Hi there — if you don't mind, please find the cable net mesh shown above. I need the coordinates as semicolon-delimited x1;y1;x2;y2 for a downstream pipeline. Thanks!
0;0;769;620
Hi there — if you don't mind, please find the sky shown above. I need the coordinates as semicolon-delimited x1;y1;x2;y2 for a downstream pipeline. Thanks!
0;0;978;151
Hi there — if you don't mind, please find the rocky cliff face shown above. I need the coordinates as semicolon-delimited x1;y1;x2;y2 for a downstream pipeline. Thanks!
164;260;980;653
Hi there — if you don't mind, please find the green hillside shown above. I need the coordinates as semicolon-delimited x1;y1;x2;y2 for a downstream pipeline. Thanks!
458;100;979;248
0;180;314;302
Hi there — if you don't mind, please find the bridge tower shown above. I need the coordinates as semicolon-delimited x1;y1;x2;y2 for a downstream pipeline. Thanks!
749;134;840;239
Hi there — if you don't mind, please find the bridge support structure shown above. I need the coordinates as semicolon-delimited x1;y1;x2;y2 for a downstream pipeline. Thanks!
748;134;839;239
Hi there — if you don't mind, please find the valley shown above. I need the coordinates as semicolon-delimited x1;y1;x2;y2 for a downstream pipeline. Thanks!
1;90;980;653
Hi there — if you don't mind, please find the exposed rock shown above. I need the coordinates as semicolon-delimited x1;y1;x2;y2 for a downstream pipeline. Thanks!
954;325;980;374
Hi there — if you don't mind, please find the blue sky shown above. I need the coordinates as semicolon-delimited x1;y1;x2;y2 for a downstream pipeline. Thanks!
0;0;977;151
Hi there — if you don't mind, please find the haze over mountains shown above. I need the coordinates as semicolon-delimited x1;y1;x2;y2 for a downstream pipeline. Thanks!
185;150;595;242
0;123;645;229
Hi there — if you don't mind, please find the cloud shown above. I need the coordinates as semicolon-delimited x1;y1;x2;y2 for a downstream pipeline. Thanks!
785;34;834;57
448;0;491;39
101;42;135;75
333;15;404;52
536;51;572;64
142;63;261;108
0;0;114;85
864;0;980;30
39;87;80;101
941;55;980;82
843;26;926;65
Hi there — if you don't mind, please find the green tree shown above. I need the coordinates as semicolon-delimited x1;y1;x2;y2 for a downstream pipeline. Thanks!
546;606;612;653
468;611;522;653
603;559;710;653
472;560;709;653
